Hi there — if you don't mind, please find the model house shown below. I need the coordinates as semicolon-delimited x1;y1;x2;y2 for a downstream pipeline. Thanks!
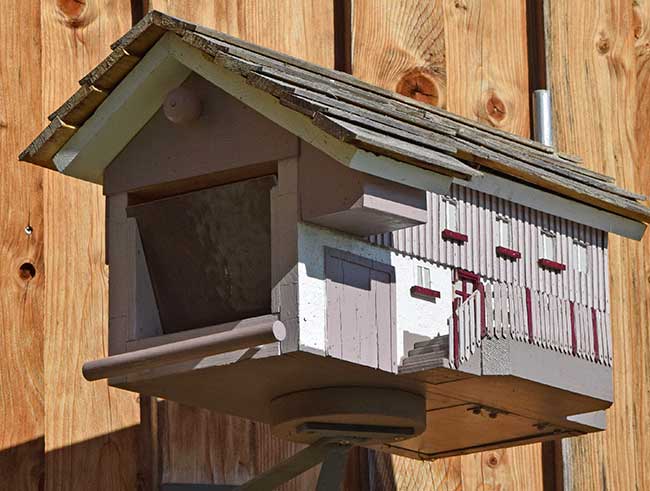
20;10;649;476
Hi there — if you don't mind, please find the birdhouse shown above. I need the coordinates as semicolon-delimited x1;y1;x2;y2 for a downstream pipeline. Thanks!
20;11;650;482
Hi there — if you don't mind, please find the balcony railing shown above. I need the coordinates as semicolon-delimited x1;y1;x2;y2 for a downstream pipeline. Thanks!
448;281;612;368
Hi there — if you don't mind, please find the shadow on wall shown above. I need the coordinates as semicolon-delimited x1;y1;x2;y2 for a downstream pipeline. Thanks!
0;399;398;490
299;224;394;283
0;426;143;491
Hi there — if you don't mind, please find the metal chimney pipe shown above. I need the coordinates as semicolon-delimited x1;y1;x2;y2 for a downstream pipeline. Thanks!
532;89;554;147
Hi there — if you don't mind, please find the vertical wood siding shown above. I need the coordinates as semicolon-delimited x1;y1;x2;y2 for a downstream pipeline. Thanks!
373;184;610;313
2;0;646;490
0;1;143;490
0;3;45;489
372;184;611;367
548;1;650;488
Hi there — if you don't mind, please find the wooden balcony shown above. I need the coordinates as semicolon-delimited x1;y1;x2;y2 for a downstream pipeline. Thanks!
448;281;612;368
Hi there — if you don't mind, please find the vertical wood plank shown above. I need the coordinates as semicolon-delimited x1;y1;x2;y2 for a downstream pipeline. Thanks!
549;0;650;488
444;0;531;136
40;1;142;489
373;269;393;372
159;402;319;490
149;0;334;67
352;0;446;108
0;1;44;489
340;261;373;366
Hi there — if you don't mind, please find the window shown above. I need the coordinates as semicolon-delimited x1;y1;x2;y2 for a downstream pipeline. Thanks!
540;229;556;261
416;265;431;289
441;197;459;232
496;215;512;248
574;240;589;273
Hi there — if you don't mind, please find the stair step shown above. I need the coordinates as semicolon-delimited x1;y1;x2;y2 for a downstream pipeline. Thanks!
399;357;450;374
412;334;449;350
401;351;448;366
407;344;449;357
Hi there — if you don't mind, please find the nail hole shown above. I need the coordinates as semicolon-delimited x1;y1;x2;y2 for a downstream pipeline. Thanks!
19;263;36;280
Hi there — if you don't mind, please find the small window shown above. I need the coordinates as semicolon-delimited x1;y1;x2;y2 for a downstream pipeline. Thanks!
416;265;431;289
540;229;556;261
496;215;512;249
574;240;589;273
441;197;459;232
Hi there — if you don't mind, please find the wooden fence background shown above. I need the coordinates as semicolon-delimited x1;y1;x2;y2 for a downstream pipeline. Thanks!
0;0;648;489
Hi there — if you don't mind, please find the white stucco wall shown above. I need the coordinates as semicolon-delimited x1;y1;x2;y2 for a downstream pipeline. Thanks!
297;223;453;364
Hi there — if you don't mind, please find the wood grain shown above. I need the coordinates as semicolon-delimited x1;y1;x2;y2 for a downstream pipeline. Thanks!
366;444;542;491
444;0;531;137
39;1;143;490
0;1;44;489
149;0;334;67
2;1;648;489
159;402;320;490
548;0;650;490
353;0;530;136
352;0;447;108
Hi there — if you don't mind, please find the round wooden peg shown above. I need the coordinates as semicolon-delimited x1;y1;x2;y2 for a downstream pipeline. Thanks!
163;87;202;124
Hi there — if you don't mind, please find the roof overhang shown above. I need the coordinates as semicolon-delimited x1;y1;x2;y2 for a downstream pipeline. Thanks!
18;11;649;240
47;32;457;197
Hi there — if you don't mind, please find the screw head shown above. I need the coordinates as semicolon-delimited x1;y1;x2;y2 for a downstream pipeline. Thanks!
24;225;33;235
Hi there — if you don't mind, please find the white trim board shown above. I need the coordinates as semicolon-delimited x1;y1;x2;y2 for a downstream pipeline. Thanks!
52;32;452;196
455;174;646;240
53;33;191;184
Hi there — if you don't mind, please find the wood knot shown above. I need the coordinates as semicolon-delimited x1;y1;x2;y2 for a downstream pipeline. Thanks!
56;0;92;28
454;0;468;10
396;68;443;107
484;91;507;124
19;263;36;280
596;35;611;54
487;454;499;468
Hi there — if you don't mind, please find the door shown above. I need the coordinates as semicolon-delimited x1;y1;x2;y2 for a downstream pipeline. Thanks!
325;248;396;372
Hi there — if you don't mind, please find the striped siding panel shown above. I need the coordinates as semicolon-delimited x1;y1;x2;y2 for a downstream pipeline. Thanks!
372;184;609;310
370;184;612;367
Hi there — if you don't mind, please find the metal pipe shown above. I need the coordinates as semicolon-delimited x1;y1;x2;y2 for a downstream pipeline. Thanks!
82;319;286;381
532;89;554;147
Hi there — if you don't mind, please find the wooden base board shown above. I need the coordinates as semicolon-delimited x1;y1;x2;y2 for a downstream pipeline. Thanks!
107;349;609;460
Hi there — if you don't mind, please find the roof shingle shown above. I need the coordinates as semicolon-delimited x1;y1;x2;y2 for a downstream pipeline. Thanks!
19;10;650;223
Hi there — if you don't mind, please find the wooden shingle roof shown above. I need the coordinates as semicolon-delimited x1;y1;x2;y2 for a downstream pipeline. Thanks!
19;11;650;224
